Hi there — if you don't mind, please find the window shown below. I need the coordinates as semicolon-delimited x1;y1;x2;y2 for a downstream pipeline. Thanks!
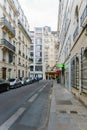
9;7;11;18
35;58;42;63
75;5;79;24
30;46;33;50
30;66;34;71
35;52;42;57
30;52;34;57
4;0;6;9
9;37;11;43
3;31;6;38
35;66;43;71
35;38;42;45
13;40;15;46
2;51;6;61
35;45;42;51
9;51;13;63
35;28;42;34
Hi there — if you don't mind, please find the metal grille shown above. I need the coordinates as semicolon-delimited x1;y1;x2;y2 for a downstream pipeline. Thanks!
81;48;87;93
71;55;79;89
56;100;72;105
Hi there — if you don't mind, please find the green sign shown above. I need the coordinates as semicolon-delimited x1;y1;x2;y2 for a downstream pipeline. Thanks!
58;64;64;68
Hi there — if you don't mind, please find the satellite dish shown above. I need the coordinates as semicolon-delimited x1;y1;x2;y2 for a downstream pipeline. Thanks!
84;47;87;58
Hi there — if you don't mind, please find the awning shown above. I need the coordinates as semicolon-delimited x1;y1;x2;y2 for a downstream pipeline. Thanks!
56;70;61;75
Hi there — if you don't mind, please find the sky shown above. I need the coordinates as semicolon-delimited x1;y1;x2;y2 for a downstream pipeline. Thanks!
18;0;58;31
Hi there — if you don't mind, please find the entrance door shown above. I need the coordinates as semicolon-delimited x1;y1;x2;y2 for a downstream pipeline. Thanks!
2;67;6;79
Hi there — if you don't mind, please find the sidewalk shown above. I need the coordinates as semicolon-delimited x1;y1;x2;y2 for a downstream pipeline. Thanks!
47;81;87;130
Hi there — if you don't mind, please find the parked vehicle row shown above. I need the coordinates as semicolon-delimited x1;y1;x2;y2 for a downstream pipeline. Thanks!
0;77;42;92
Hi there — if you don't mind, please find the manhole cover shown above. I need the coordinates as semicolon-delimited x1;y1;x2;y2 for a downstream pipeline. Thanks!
70;111;78;114
59;110;67;113
56;100;72;105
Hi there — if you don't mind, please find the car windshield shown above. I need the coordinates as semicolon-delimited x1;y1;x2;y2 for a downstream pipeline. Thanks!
9;79;15;82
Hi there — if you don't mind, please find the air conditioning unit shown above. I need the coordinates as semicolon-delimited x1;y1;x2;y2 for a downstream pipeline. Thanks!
84;47;87;58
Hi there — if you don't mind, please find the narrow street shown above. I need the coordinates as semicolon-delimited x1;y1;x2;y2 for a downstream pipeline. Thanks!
0;80;52;130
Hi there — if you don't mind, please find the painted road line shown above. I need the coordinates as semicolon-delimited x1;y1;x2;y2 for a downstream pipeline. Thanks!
38;88;44;92
44;83;48;88
28;93;38;102
0;107;25;130
38;83;48;93
39;83;48;92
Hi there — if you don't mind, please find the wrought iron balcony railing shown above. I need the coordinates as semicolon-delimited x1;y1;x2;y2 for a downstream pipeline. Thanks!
18;20;30;39
80;5;87;26
1;39;16;52
0;17;15;37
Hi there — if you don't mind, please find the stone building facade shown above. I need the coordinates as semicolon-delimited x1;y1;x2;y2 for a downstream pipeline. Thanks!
0;0;31;80
30;26;57;79
58;0;87;105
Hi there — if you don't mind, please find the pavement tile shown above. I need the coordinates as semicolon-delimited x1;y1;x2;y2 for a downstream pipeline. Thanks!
47;80;87;130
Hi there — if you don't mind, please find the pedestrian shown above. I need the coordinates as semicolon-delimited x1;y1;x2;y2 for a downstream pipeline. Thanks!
37;76;39;83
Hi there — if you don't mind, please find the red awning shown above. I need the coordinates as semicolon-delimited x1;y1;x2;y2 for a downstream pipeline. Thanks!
56;70;61;75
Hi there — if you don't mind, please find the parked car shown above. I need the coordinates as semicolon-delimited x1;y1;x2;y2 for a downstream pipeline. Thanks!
19;77;26;86
9;78;22;89
0;79;10;92
31;77;37;83
25;78;32;85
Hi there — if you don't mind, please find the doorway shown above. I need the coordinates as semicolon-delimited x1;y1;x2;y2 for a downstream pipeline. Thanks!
2;67;6;79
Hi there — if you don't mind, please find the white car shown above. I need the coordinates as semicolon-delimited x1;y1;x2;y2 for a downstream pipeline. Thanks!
25;78;32;84
9;78;22;88
19;77;26;86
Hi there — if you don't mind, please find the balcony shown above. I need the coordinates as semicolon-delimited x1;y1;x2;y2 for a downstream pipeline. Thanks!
80;5;87;27
0;39;16;52
73;26;78;41
18;20;30;40
0;17;15;38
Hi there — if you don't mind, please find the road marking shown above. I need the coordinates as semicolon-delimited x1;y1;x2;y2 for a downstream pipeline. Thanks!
38;88;44;92
28;83;48;102
28;93;38;102
0;107;25;130
38;83;48;92
44;83;48;88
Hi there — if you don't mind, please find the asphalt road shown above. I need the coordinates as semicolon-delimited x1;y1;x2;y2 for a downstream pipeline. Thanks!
0;80;52;130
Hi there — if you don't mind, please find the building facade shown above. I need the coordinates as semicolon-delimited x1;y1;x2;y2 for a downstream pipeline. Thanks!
30;27;44;79
30;26;57;80
0;0;31;80
58;0;87;105
43;26;57;79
